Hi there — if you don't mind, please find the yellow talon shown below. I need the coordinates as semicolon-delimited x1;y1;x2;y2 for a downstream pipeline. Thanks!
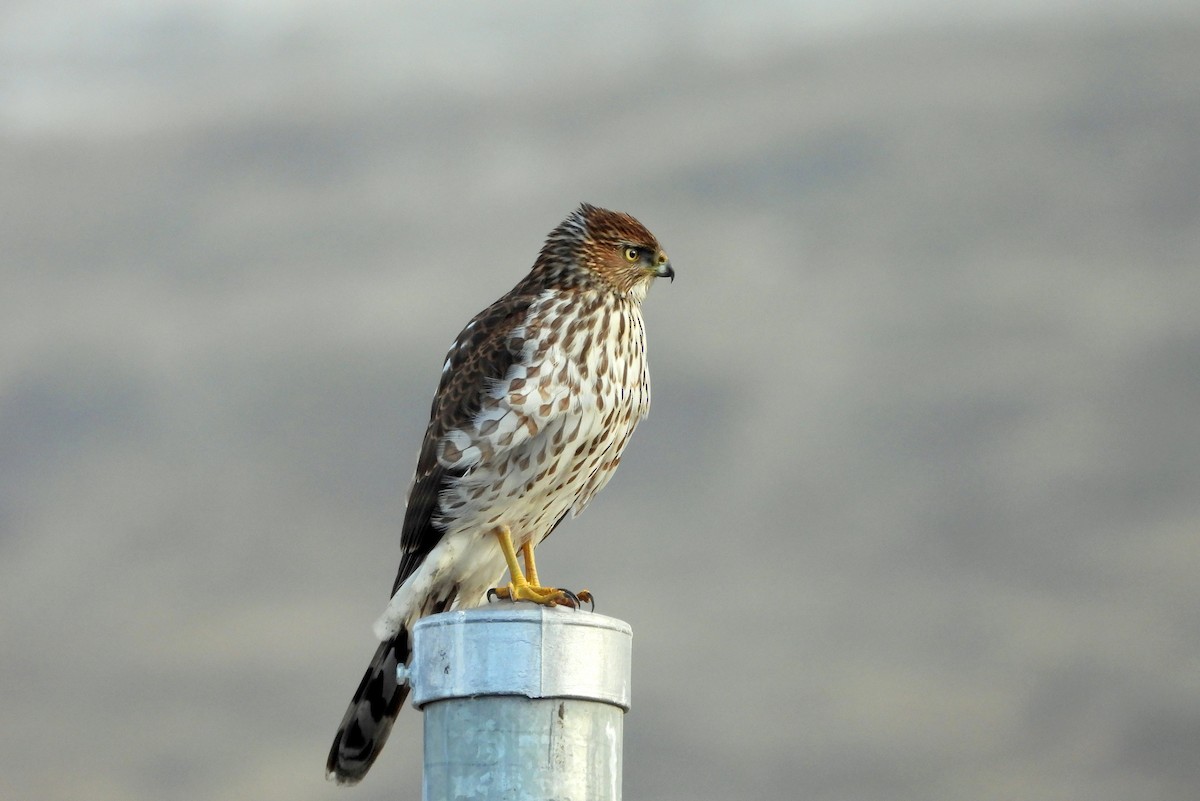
493;581;577;606
487;526;587;608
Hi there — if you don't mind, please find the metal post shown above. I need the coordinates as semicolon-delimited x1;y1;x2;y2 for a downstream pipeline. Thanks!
409;605;632;801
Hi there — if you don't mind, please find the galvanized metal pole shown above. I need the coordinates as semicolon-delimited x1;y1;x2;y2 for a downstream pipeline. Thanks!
409;605;632;801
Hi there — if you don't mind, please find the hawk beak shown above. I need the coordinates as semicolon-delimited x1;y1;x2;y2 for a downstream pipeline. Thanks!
654;255;675;283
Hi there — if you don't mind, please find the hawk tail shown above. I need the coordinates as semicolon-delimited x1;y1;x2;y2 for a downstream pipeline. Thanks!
326;629;411;785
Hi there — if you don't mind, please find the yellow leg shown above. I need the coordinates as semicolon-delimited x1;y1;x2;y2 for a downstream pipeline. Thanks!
494;525;527;585
488;527;590;608
522;542;539;587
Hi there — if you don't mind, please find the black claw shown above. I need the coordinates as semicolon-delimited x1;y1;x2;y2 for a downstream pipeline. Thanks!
578;591;595;612
560;588;580;608
486;588;499;603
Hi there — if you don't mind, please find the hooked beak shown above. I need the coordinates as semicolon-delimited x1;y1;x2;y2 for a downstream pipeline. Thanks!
654;253;675;283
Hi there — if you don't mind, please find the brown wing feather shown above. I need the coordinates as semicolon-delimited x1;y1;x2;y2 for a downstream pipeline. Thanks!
390;290;535;594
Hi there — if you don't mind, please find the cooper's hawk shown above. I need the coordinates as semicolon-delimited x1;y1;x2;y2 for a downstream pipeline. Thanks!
326;203;673;784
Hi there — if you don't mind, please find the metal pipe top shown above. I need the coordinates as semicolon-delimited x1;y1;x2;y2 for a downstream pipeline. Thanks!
409;604;632;711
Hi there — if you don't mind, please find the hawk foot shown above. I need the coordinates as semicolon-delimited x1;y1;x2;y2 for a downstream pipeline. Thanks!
487;525;595;610
487;583;593;610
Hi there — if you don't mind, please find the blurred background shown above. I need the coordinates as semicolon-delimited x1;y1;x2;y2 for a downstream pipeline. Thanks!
3;1;1199;799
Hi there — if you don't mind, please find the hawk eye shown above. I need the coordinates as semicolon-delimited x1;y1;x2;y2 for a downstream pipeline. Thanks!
623;246;640;262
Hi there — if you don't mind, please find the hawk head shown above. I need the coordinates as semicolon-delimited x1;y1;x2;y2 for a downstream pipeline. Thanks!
532;203;674;301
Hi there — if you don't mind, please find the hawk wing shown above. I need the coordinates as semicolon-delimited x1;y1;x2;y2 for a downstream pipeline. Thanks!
389;291;534;595
328;292;538;786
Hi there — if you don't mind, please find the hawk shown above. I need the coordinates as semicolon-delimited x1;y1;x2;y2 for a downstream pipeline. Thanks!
326;203;673;784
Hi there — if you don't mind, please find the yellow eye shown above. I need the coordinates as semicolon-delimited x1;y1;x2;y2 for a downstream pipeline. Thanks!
623;246;640;262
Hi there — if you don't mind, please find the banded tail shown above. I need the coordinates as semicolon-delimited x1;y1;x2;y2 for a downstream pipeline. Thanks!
326;630;410;785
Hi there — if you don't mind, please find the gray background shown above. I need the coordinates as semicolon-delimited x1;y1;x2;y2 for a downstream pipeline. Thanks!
3;2;1199;800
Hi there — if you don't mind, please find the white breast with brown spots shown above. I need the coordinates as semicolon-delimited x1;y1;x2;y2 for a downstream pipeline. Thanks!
374;288;650;639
